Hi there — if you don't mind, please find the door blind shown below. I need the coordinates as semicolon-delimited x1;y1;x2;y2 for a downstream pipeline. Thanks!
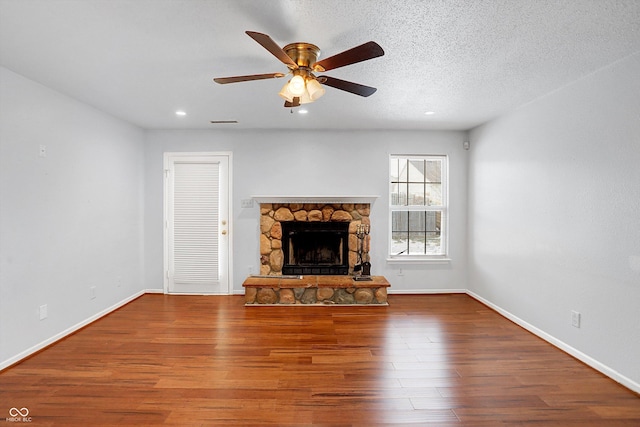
173;161;220;284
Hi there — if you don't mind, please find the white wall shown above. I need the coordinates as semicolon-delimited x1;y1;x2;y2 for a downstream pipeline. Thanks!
0;67;145;368
468;52;640;389
144;129;468;294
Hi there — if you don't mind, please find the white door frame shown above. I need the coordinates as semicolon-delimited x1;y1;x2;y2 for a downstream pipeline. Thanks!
163;151;233;294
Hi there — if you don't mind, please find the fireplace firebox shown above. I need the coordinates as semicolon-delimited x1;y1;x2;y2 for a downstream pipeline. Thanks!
281;221;349;275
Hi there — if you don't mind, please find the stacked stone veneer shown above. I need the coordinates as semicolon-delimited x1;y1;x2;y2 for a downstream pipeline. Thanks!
259;203;370;276
243;276;389;305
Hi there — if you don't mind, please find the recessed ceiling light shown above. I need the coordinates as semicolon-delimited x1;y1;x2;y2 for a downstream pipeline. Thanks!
298;109;309;114
424;111;435;115
175;111;187;116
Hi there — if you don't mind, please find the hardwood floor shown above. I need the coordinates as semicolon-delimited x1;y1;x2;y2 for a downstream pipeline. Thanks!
1;294;638;426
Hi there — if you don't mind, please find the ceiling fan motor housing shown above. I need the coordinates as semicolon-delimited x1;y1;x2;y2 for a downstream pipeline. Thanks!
283;43;321;69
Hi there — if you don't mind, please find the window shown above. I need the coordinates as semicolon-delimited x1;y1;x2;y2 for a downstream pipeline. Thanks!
389;155;448;259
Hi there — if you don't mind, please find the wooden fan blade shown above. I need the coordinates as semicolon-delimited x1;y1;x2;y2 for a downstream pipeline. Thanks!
319;76;377;97
214;73;285;84
246;31;298;69
312;41;384;72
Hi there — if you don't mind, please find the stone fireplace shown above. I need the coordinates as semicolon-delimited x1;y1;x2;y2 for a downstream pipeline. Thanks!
258;200;371;276
246;197;388;305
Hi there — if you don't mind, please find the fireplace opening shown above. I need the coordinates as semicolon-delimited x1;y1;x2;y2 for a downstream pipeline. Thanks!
281;221;349;275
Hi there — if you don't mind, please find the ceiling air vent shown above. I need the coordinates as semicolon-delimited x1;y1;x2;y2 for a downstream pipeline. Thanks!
210;120;238;124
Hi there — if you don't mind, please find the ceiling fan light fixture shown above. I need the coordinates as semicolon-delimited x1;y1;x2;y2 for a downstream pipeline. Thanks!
280;72;323;105
288;74;306;96
306;78;325;101
278;81;295;102
298;89;313;105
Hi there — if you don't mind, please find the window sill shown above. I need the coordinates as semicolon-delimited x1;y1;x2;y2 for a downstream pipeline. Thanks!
386;257;451;265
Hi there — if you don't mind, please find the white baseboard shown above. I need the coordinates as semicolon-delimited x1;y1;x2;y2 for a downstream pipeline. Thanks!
466;290;640;395
0;290;145;371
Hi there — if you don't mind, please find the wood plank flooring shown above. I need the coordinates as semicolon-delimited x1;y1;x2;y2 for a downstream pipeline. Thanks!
1;294;638;426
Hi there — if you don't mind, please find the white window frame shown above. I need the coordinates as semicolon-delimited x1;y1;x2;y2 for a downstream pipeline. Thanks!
387;155;449;263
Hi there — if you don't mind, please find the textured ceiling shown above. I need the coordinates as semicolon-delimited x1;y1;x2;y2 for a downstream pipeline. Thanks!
1;0;640;131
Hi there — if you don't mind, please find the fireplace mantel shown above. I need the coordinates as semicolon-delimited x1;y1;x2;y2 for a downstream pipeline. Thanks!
252;195;379;204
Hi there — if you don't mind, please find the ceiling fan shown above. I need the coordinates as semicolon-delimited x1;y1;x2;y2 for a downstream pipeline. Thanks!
213;31;384;108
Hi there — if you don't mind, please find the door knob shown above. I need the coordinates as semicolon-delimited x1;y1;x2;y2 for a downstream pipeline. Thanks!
221;230;227;235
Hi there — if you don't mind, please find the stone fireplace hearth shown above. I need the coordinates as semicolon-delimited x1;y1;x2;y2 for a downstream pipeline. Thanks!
259;202;370;276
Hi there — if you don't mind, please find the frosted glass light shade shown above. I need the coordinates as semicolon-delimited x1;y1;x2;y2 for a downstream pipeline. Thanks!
298;90;312;104
279;75;324;105
288;75;306;96
306;78;325;101
278;82;294;102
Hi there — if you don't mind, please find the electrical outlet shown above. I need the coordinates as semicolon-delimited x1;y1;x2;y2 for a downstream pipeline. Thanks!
39;145;47;157
90;286;96;300
397;268;404;276
241;199;254;208
248;266;254;275
571;310;581;328
39;304;48;320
